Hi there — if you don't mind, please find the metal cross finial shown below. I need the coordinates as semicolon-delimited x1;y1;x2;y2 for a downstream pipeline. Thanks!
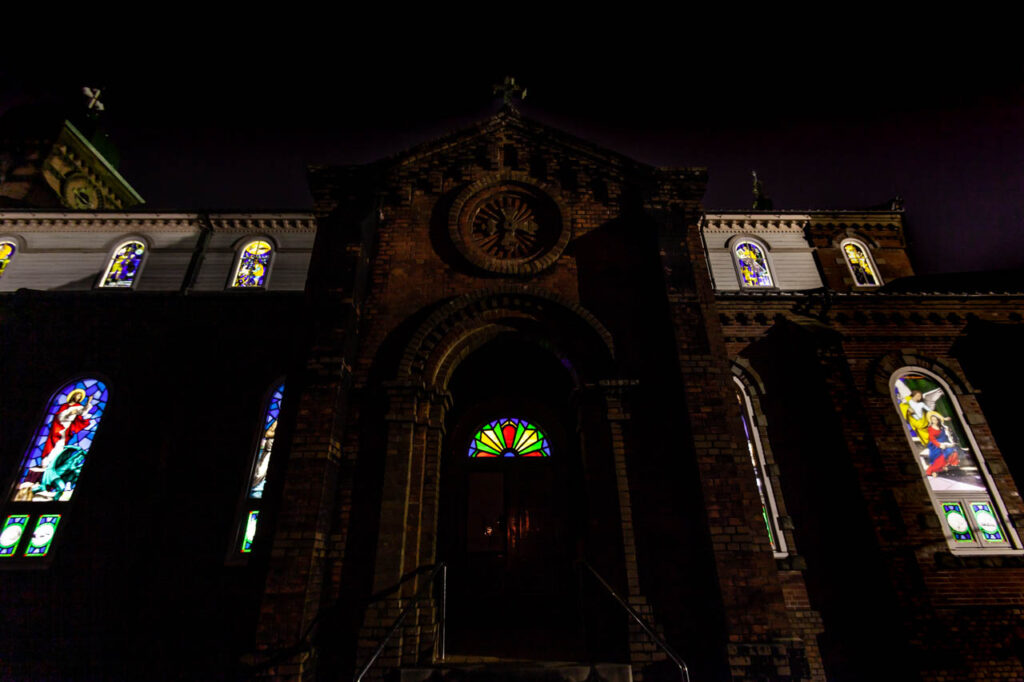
493;76;527;109
82;87;105;115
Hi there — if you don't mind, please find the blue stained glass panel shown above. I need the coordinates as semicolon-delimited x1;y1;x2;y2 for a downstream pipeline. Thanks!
11;379;108;502
100;241;145;287
249;385;284;499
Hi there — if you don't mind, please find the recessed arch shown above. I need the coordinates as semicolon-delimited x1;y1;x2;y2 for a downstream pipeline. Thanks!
229;236;277;289
840;237;882;287
727;235;775;288
98;237;148;289
397;287;615;391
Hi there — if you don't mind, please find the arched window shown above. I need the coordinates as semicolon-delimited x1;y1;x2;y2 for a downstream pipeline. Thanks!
841;238;882;287
1;378;108;559
231;239;274;288
0;240;16;279
734;377;787;555
468;417;551;458
235;384;284;555
99;240;146;288
733;239;774;288
892;369;1015;549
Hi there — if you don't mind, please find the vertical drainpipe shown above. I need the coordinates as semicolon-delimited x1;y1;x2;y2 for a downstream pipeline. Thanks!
181;212;213;293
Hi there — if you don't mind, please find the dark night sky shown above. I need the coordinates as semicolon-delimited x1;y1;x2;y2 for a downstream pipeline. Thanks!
4;28;1023;276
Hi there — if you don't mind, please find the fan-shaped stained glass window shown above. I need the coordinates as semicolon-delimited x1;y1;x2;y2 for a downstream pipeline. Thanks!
10;379;108;503
842;239;881;287
99;240;146;288
892;369;1013;548
734;240;773;288
232;239;273;288
468;418;550;458
0;241;16;279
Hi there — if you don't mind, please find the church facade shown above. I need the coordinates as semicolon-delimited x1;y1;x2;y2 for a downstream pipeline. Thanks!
2;104;1024;681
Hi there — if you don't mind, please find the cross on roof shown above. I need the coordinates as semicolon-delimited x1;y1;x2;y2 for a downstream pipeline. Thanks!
493;76;527;109
82;87;105;115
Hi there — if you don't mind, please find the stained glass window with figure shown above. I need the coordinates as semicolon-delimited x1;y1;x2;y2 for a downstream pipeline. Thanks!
231;240;273;288
892;369;1015;549
0;241;16;279
236;384;284;555
734;240;774;288
841;239;881;287
1;378;108;560
99;240;146;288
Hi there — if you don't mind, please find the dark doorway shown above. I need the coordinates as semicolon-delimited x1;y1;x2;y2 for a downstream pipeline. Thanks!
439;334;586;661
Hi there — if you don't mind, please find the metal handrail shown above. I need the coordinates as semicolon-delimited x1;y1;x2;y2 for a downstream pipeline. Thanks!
578;560;691;682
354;562;447;682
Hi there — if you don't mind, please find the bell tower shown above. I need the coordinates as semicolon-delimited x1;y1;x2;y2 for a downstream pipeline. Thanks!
0;88;143;209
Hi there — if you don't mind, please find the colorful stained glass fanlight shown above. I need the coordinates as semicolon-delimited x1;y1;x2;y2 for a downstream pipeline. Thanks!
734;241;773;287
11;379;108;503
232;240;273;288
843;241;880;286
468;418;551;458
248;385;283;499
0;241;16;278
100;240;146;288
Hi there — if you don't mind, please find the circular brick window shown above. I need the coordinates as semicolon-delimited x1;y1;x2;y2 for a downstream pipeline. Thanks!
450;181;567;275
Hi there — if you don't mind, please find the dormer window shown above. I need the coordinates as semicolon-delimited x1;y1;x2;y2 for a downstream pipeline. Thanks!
99;240;146;288
841;239;882;287
231;239;274;288
0;240;16;279
733;239;774;288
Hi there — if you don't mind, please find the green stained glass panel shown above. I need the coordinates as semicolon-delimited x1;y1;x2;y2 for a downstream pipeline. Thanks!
0;515;29;557
970;502;1004;542
242;511;259;553
943;503;973;542
24;515;60;557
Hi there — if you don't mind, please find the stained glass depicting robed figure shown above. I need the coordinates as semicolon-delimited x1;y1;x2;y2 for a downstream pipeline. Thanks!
893;373;984;492
11;379;108;502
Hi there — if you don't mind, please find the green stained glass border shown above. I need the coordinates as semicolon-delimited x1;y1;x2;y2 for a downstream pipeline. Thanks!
24;515;61;557
0;515;29;557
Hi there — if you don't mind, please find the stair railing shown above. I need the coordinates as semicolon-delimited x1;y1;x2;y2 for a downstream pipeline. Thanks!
354;562;447;682
577;559;691;682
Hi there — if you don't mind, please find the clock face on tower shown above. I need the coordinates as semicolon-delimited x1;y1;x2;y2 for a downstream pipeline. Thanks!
62;175;103;209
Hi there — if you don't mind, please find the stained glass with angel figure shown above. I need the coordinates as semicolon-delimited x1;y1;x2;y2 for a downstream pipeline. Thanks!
893;373;983;493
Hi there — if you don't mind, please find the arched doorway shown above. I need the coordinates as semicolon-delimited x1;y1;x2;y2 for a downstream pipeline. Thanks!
439;334;586;660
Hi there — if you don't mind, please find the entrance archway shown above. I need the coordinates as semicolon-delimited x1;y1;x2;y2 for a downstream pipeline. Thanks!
439;334;584;660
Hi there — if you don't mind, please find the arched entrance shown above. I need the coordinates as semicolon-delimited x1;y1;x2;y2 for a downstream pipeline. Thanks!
439;334;585;660
357;289;629;669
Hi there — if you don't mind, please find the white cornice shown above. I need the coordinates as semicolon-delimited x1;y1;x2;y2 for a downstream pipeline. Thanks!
0;212;316;232
701;213;811;234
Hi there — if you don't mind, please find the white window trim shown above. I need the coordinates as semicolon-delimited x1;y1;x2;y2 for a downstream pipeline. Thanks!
734;376;788;558
728;235;777;290
228;237;276;290
97;237;149;290
890;367;1022;554
840;238;883;287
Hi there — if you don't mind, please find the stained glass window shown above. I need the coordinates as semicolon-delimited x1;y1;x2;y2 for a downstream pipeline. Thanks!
842;239;881;286
734;378;786;555
1;379;108;560
99;240;146;288
0;240;16;278
11;379;108;503
892;370;1012;548
734;240;774;288
468;418;550;458
232;239;273;288
234;384;284;555
248;385;283;499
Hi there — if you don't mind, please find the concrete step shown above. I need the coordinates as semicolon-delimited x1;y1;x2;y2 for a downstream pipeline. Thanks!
399;662;632;682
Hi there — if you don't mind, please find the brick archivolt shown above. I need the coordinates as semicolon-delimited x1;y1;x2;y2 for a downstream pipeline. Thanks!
397;287;615;391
